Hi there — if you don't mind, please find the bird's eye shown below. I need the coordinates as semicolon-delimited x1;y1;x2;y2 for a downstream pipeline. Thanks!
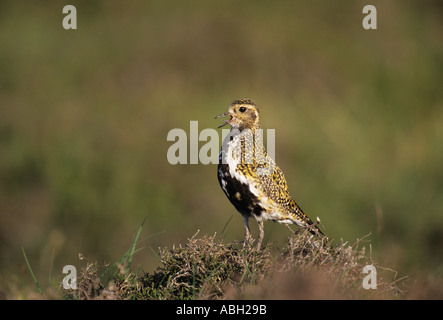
239;107;246;113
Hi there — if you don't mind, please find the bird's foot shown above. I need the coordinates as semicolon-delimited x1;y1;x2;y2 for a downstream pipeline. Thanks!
232;237;255;249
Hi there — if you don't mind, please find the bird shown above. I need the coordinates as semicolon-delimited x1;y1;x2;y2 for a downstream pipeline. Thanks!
216;98;324;250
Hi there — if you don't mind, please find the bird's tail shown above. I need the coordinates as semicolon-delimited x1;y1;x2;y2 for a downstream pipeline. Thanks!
307;218;326;237
291;202;326;237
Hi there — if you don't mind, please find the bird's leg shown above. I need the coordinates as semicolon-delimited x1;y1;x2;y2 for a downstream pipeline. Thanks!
256;220;264;251
242;215;252;247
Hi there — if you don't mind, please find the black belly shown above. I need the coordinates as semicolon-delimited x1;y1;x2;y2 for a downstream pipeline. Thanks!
217;163;264;217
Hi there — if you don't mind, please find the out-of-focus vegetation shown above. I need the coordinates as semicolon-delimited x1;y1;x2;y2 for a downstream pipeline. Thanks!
0;1;442;298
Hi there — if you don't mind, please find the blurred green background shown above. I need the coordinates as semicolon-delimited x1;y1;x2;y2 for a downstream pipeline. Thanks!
1;0;442;297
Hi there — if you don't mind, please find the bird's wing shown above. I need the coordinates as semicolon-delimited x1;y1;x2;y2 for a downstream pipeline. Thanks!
256;156;315;226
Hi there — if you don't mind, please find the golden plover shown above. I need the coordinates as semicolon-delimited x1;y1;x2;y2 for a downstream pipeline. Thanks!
216;99;324;250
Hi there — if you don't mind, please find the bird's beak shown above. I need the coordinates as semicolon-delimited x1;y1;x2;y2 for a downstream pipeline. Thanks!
215;111;232;128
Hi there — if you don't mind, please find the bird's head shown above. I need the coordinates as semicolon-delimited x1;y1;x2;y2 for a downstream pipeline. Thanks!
215;99;260;131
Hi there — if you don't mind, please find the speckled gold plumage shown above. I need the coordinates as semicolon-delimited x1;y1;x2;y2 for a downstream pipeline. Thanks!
216;99;323;250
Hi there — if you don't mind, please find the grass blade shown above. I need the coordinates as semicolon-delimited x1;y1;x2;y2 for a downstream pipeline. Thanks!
126;218;146;271
220;213;234;238
21;247;43;295
100;219;153;282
